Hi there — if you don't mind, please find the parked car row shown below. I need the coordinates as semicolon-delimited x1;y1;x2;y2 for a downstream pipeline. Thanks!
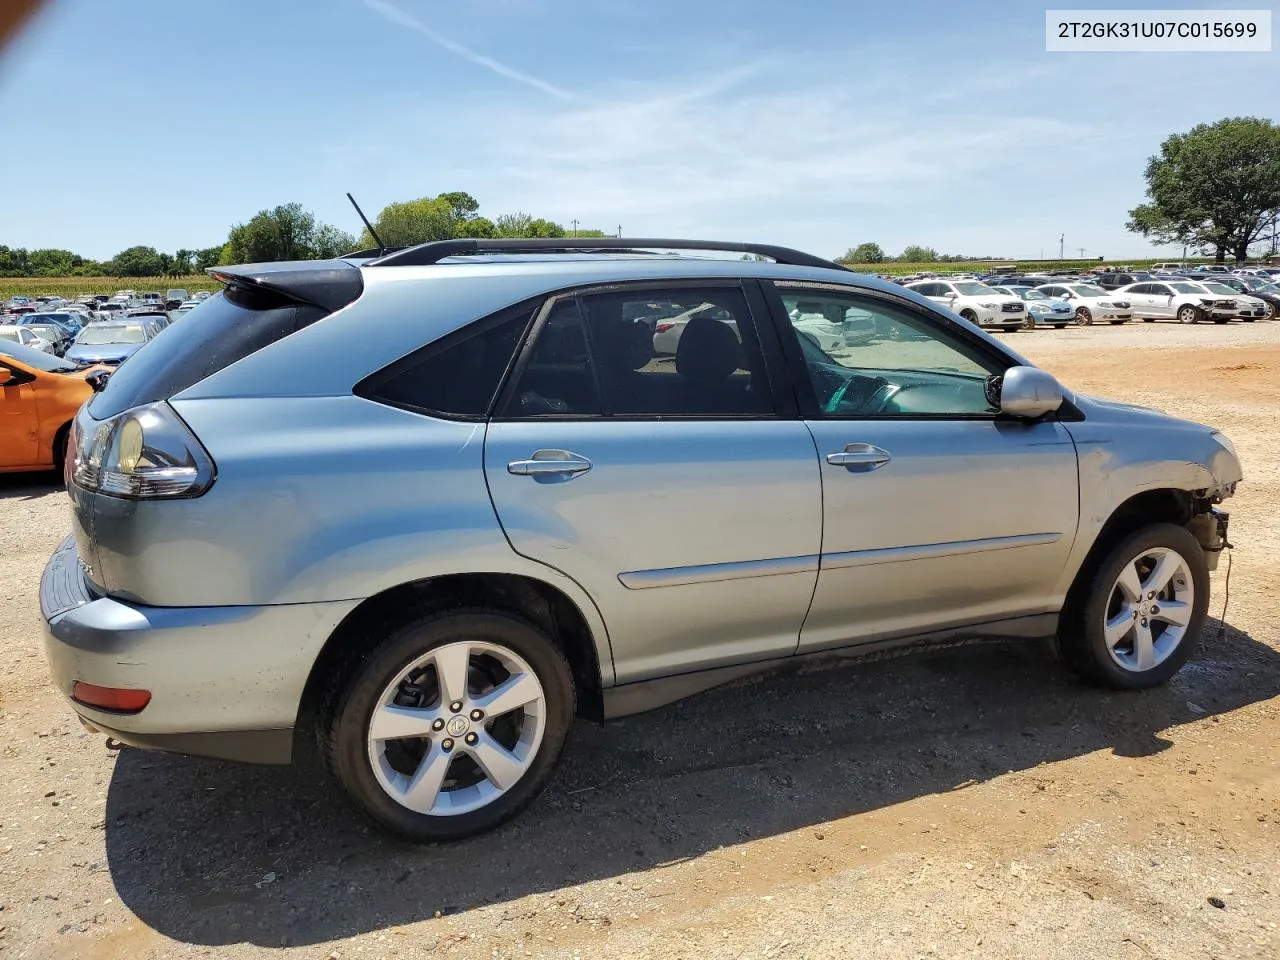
0;289;211;364
870;264;1280;331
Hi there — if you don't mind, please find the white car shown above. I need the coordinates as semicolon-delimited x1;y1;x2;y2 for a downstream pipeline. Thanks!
1181;281;1270;322
989;286;1074;329
1032;283;1132;325
1116;281;1240;324
651;302;738;355
0;324;56;354
904;279;1026;331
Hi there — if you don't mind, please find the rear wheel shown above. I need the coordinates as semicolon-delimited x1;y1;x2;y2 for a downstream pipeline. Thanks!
1074;306;1092;326
51;422;71;481
324;609;575;842
1057;524;1208;689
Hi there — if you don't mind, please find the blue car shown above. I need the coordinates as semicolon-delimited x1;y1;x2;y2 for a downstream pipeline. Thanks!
64;318;161;367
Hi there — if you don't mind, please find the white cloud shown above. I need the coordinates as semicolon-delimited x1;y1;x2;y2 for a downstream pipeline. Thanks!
361;0;576;99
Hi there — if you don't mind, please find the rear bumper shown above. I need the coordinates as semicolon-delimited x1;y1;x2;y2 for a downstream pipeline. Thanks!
40;536;359;765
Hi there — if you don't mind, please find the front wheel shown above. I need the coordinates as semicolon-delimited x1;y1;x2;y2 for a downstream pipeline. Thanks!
1075;307;1092;326
324;609;575;842
1213;317;1229;325
1177;305;1199;324
959;309;978;325
1057;524;1209;689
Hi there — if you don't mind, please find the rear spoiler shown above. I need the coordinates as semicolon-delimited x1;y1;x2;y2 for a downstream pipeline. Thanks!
206;260;364;313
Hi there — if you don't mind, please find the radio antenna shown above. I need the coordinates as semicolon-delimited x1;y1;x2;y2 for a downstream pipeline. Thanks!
346;192;385;255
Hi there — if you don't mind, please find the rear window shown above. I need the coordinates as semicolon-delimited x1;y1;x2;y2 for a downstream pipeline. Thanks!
89;285;328;420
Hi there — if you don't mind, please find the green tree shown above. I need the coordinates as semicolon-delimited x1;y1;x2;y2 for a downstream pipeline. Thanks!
898;245;939;263
312;223;358;259
436;191;480;224
27;248;78;276
0;245;31;276
362;196;456;247
224;203;319;263
1127;117;1280;263
172;248;193;275
454;216;497;239
108;245;166;276
842;242;885;263
193;246;222;271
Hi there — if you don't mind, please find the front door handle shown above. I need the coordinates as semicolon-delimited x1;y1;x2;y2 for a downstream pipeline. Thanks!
507;449;593;478
826;443;891;472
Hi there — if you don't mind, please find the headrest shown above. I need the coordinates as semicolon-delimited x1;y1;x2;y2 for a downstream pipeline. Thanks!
676;316;741;382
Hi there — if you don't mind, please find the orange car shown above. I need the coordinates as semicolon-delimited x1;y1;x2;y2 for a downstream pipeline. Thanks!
0;341;103;473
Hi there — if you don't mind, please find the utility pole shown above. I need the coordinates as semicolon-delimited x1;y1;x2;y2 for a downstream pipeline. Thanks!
571;219;579;238
1078;247;1085;258
617;224;622;238
1059;234;1064;259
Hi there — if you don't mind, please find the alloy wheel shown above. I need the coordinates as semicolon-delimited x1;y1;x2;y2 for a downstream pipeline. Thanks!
1102;547;1195;673
366;641;547;816
1075;307;1092;325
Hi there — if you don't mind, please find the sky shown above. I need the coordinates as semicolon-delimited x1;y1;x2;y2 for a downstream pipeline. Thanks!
0;0;1276;262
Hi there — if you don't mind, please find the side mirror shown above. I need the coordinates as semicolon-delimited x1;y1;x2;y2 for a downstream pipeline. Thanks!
0;369;11;386
1000;366;1064;419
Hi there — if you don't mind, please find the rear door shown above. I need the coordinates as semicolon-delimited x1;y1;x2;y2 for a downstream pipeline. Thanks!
761;281;1079;653
483;281;823;684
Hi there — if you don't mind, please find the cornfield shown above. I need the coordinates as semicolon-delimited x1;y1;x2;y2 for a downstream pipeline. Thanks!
0;275;223;299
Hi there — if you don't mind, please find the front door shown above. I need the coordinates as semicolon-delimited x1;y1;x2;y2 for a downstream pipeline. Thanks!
763;281;1080;653
484;282;822;684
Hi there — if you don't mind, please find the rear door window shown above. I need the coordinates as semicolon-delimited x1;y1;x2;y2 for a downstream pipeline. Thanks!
500;285;775;419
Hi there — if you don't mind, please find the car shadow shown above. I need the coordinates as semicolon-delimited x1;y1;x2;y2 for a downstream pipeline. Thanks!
103;619;1280;948
0;471;61;500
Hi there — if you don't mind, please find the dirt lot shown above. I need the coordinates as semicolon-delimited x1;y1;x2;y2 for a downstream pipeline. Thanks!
1;321;1278;960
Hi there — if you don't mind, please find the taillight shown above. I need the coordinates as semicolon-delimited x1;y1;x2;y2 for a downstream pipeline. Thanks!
71;402;215;499
655;322;674;333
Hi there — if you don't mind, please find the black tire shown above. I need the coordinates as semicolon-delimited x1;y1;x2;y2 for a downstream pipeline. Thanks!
1057;523;1209;690
959;309;978;324
1177;305;1200;324
1054;324;1067;330
323;609;575;842
1109;318;1127;325
1243;317;1255;323
1213;318;1229;325
51;422;72;481
1075;306;1092;326
1143;318;1155;323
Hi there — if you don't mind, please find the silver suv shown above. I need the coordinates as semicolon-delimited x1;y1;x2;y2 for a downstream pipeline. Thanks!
40;239;1242;842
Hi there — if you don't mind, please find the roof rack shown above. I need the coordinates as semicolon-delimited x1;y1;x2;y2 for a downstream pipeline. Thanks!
362;237;851;272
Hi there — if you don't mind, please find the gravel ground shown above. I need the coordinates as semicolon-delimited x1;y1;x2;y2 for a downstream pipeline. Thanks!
1;320;1278;960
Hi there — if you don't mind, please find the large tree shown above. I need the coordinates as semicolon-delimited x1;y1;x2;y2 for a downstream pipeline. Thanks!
109;245;166;277
362;196;456;248
1127;117;1280;263
898;245;938;263
842;242;885;263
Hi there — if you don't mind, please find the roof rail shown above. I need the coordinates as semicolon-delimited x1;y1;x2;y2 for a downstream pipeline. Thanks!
363;237;852;272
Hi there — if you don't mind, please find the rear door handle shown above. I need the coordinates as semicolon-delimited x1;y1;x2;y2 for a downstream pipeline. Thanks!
826;443;891;472
507;449;593;478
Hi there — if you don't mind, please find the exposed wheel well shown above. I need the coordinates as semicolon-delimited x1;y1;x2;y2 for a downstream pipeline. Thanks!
1065;488;1200;612
297;573;606;739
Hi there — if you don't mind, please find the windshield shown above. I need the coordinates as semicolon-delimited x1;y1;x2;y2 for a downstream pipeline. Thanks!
76;323;147;345
26;313;75;324
1202;283;1239;295
953;282;993;296
1019;289;1048;301
1067;285;1107;297
0;340;77;372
